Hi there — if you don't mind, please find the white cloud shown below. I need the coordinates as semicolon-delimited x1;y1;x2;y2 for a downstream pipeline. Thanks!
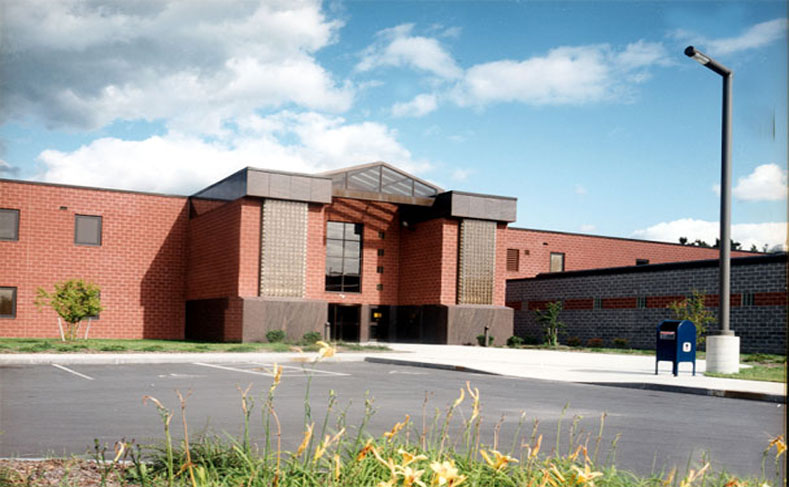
453;42;668;107
707;18;788;55
35;111;426;194
451;168;472;182
574;184;588;196
0;159;19;175
392;94;438;118
733;164;787;201
356;24;462;79
579;224;596;233
632;218;787;251
673;18;787;57
1;0;351;133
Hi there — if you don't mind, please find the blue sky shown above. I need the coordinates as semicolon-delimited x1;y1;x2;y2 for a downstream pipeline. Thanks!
1;0;786;250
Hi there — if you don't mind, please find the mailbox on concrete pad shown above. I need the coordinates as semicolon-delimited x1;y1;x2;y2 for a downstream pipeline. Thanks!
655;320;696;376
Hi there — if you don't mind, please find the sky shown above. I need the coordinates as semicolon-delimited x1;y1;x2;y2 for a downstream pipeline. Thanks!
0;0;786;251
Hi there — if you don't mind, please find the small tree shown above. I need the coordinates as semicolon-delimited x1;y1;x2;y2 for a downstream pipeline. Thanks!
35;279;103;341
535;300;565;348
667;290;716;346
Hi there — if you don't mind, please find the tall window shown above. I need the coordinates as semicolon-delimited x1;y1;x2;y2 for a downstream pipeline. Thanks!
549;252;565;272
0;209;19;241
325;222;362;292
75;215;102;246
0;287;16;318
506;248;520;272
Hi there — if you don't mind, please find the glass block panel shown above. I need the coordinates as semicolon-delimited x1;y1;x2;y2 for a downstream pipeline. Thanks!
457;219;496;305
260;200;308;297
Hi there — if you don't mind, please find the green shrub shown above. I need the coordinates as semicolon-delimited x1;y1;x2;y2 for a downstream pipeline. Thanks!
506;335;524;348
301;331;322;345
566;336;582;347
265;329;286;343
476;334;494;346
667;289;716;346
587;337;604;348
612;337;629;349
534;301;565;347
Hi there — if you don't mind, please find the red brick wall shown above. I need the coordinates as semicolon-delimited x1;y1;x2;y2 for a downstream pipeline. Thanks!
0;180;188;339
186;199;244;300
307;198;401;305
504;228;757;279
238;199;261;297
399;218;459;306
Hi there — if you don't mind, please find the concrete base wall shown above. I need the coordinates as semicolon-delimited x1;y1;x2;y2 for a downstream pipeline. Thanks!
241;297;327;342
446;305;513;346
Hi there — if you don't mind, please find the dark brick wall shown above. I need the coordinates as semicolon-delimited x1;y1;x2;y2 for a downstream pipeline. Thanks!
506;255;787;354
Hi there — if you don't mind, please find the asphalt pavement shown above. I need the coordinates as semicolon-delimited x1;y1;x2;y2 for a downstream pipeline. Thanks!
0;343;784;402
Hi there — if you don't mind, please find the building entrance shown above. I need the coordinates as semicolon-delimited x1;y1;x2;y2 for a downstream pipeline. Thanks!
328;304;360;342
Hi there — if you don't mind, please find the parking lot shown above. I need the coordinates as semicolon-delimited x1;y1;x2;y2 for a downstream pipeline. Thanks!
0;360;783;478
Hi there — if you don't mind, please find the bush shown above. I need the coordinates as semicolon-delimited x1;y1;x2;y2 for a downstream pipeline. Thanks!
265;330;286;343
34;279;103;341
612;337;629;349
506;335;524;348
534;301;565;347
566;336;582;347
301;331;322;345
476;334;494;346
667;289;716;346
587;337;604;348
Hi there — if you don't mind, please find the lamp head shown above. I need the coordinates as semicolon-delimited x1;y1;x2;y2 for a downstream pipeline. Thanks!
684;46;711;65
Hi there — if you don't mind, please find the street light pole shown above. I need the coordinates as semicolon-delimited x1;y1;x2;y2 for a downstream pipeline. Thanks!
684;45;739;373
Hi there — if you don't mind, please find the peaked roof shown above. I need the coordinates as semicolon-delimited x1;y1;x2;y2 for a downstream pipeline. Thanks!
320;161;443;199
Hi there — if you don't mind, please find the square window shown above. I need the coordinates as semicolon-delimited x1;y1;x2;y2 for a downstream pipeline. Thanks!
75;215;102;246
377;248;385;257
0;209;19;241
636;296;647;308
636;259;649;266
376;266;384;273
0;287;16;318
549;252;565;272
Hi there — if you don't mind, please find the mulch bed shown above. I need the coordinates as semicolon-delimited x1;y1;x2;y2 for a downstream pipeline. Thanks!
0;459;128;486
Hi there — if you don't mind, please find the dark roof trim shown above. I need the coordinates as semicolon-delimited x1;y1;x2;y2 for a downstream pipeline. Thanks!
450;190;517;202
507;253;787;283
0;178;188;200
507;226;765;254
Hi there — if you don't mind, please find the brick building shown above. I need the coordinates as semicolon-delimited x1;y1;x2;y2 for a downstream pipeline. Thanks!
0;161;771;344
506;254;787;354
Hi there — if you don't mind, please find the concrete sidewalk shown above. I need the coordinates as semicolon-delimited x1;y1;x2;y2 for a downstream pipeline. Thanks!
367;343;786;403
0;344;784;402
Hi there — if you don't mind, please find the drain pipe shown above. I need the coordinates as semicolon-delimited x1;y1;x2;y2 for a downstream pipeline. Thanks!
324;321;331;341
483;325;490;347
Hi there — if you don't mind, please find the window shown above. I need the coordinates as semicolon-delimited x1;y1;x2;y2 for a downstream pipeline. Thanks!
593;297;602;310
506;248;520;272
0;209;19;241
0;287;16;318
742;292;754;306
75;215;102;246
636;296;647;309
636;259;649;266
549;252;565;272
325;221;362;292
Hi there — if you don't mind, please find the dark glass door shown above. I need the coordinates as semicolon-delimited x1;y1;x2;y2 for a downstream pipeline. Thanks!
329;304;360;342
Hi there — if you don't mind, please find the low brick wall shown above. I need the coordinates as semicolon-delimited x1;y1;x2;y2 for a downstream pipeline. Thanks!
506;254;787;354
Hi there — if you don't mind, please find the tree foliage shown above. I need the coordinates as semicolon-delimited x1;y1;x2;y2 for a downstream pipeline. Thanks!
35;279;103;341
535;300;565;347
667;290;716;346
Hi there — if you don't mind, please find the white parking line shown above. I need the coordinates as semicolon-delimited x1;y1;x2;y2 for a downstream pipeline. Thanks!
192;362;349;377
52;364;94;381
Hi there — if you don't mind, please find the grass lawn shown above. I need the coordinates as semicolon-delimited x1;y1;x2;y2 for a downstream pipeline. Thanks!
0;338;389;354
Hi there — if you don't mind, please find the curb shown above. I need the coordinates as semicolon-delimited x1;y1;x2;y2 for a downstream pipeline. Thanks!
0;352;368;366
364;357;499;375
364;357;785;404
583;381;786;404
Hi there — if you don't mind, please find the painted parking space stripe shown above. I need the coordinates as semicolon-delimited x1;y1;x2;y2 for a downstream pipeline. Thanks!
52;364;94;381
192;362;349;377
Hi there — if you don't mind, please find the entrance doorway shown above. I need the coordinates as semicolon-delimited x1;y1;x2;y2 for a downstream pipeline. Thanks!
328;304;360;342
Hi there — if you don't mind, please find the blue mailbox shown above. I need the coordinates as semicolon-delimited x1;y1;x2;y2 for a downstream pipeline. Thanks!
655;320;696;376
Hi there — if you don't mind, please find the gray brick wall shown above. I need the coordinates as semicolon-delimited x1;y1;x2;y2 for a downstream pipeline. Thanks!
506;255;787;354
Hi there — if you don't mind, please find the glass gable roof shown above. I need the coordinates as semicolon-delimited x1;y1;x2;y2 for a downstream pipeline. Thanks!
326;163;442;198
